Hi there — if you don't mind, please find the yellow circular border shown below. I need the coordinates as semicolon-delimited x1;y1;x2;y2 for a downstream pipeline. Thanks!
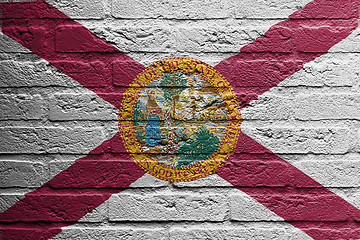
118;57;242;182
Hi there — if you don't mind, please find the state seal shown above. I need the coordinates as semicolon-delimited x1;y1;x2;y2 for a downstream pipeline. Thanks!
118;58;242;182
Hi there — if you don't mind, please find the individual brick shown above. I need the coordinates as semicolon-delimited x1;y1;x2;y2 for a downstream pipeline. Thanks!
252;194;350;221
0;161;46;188
48;160;145;189
101;25;270;53
2;25;54;55
240;94;292;120
222;59;302;88
0;60;78;87
49;93;117;121
239;26;295;53
0;194;108;222
49;160;75;179
297;228;360;240
111;0;231;19
234;0;311;19
0;32;30;53
0;127;105;154
242;126;352;154
230;194;283;221
0;127;46;154
53;228;168;240
329;28;360;52
0;193;106;223
295;26;357;53
103;26;175;53
174;26;271;53
293;94;360;120
47;0;105;19
78;200;108;223
169;227;311;240
0;0;66;19
282;54;360;87
294;160;360;187
0;228;58;240
0;94;45;120
289;0;358;19
216;159;296;187
109;193;227;221
0;194;25;213
46;127;106;154
55;25;116;53
352;190;360;210
51;60;110;87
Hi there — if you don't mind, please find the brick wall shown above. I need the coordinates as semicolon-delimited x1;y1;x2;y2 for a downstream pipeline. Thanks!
1;0;360;239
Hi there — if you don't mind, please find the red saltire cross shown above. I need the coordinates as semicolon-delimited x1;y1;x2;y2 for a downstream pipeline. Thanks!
1;0;360;239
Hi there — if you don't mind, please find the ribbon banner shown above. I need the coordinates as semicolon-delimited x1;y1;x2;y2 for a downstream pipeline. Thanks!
1;0;360;239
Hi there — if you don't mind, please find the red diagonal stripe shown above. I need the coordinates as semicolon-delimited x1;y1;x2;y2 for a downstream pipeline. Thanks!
214;1;360;239
0;133;145;240
1;0;145;110
217;132;360;239
215;0;359;108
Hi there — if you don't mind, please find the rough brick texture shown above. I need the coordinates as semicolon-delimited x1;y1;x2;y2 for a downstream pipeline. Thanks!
1;0;360;240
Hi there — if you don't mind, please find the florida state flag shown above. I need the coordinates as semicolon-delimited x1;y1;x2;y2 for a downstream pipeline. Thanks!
1;0;360;239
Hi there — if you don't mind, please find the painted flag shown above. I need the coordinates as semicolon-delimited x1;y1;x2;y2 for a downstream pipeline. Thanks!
0;0;360;239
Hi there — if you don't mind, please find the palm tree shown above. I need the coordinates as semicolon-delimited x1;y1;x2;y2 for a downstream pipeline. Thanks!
160;73;187;120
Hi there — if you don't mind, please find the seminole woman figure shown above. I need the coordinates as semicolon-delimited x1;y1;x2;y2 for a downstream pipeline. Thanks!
145;89;162;146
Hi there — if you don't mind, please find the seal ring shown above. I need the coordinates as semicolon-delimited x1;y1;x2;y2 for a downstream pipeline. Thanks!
118;57;242;182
